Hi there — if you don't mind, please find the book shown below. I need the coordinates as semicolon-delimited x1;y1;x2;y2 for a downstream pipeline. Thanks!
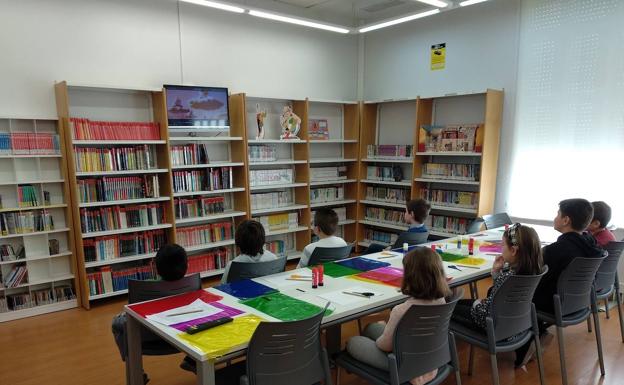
174;196;226;219
48;239;60;255
308;119;329;140
365;186;408;203
78;175;160;203
367;144;412;159
253;212;299;232
249;169;293;187
170;143;210;166
421;163;479;181
419;124;480;153
420;188;478;209
176;222;233;248
310;166;347;181
251;191;293;210
70;118;160;141
74;145;157;172
310;187;344;203
83;229;167;263
248;144;278;162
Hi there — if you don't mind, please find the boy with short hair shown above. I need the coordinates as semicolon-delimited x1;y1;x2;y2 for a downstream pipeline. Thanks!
586;201;616;247
405;198;431;233
298;208;347;268
154;243;188;281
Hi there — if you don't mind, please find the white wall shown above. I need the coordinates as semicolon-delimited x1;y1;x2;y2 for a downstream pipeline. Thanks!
361;0;522;213
0;0;357;119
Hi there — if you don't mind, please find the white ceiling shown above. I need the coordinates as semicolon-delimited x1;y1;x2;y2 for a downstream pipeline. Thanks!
228;0;441;27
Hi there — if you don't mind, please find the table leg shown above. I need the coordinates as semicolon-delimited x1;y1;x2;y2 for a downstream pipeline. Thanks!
197;359;216;385
126;315;144;385
325;324;342;357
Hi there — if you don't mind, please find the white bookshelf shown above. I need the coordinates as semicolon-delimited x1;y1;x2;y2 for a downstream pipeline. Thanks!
0;117;78;321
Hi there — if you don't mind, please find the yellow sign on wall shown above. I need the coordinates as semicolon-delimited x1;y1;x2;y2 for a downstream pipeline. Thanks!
431;43;446;70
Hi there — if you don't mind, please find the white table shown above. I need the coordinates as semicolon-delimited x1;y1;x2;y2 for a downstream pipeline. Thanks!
125;224;560;385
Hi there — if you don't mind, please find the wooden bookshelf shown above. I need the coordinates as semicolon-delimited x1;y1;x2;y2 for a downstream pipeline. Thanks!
56;82;175;308
0;117;79;321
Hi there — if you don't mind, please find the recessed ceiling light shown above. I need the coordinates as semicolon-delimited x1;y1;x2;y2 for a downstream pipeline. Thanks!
415;0;449;7
459;0;489;6
180;0;245;13
359;9;440;33
248;10;351;34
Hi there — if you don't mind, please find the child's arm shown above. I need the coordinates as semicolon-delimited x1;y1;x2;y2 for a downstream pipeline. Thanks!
375;305;403;352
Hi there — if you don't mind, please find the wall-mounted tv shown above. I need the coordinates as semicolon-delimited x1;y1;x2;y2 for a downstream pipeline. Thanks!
164;85;229;129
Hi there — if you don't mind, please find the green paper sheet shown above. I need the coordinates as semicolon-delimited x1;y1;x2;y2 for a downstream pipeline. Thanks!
240;292;331;321
439;252;485;266
309;262;361;278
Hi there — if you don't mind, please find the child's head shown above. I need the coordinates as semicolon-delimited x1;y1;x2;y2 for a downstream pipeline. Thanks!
313;208;338;237
155;243;188;281
555;198;594;233
502;223;543;275
401;247;451;300
587;201;612;232
235;220;266;256
404;199;431;225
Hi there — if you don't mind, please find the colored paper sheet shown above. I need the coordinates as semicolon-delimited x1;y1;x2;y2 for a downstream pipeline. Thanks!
351;266;404;288
128;290;223;318
335;257;391;272
439;252;466;262
311;262;361;278
240;292;331;321
169;301;245;331
179;314;264;359
214;279;278;300
479;242;503;253
454;257;486;266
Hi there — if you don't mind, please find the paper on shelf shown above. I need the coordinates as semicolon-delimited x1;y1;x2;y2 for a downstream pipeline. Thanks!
146;299;222;326
317;286;384;306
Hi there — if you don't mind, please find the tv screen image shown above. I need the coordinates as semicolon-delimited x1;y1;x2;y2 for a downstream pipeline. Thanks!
165;85;229;130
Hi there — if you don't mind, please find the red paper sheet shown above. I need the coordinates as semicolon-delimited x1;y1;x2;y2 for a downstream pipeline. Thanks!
127;290;223;318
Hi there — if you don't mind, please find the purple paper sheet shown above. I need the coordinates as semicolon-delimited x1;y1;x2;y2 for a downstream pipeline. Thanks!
169;301;244;331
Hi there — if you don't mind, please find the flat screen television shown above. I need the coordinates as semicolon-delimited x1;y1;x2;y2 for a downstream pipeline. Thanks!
164;85;229;129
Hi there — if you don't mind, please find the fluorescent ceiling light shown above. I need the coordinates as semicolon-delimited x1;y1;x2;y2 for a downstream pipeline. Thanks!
415;0;449;7
248;10;350;34
359;9;440;33
180;0;245;13
459;0;489;6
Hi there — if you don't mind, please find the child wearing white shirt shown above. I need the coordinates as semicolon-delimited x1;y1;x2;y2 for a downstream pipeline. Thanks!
298;208;347;268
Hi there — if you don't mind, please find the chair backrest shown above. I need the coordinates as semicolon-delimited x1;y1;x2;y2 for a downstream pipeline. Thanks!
308;244;353;266
490;266;548;340
245;306;328;385
392;289;463;383
557;256;605;316
466;218;485;234
392;231;429;249
595;241;624;294
127;273;201;304
482;213;513;230
226;257;287;283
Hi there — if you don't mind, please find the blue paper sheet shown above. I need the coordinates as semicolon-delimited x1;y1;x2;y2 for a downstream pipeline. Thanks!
214;279;278;300
335;257;391;272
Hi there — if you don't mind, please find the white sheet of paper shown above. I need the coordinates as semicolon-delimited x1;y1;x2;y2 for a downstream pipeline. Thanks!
374;251;402;259
146;299;222;326
317;286;384;306
261;271;313;288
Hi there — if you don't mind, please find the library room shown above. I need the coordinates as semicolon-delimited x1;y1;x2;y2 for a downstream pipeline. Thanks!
0;0;622;385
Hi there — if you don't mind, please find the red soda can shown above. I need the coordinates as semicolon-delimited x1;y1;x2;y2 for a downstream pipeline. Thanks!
318;264;324;286
468;238;475;255
312;267;319;289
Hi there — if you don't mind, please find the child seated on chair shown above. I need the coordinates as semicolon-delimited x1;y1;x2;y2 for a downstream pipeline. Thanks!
298;208;347;268
221;219;279;283
451;224;543;359
346;247;450;385
586;201;616;247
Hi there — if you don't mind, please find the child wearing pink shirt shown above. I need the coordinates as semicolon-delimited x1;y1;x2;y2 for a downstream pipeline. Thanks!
587;201;616;247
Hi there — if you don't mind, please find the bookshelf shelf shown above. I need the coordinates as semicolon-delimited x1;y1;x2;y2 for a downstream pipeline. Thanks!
73;140;166;146
75;168;168;177
0;299;78;323
79;197;171;208
361;179;412;187
173;187;246;197
430;205;478;214
0;227;70;240
362;158;413;164
359;220;409;232
310;199;357;208
265;226;309;236
81;223;172;238
175;210;247;225
338;219;356;226
309;158;357;164
84;252;157;268
359;200;406;209
310;179;357;186
0;251;72;265
171;162;244;170
248;160;307;166
250;183;308;191
184;239;236;253
0;204;67;213
415;152;482;157
0;154;62;159
169;136;243;142
251;204;308;215
0;179;64;186
90;290;127;300
414;178;480;186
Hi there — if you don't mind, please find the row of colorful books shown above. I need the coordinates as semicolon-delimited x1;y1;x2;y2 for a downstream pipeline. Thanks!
253;212;299;232
367;166;405;182
0;210;55;236
249;168;293;187
419;188;478;209
248;144;278;162
174;196;226;220
78;176;160;203
17;184;39;207
367;144;413;159
251;190;293;210
87;264;157;296
265;239;286;257
186;248;232;274
364;207;405;226
73;145;157;172
79;204;164;234
170;143;210;166
421;163;479;181
425;215;471;235
83;230;167;263
176;222;233;248
0;244;25;261
365;186;409;204
363;228;399;245
0;132;61;155
419;124;479;153
70;118;160;141
172;167;233;193
2;264;28;288
310;186;344;203
310;166;347;182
